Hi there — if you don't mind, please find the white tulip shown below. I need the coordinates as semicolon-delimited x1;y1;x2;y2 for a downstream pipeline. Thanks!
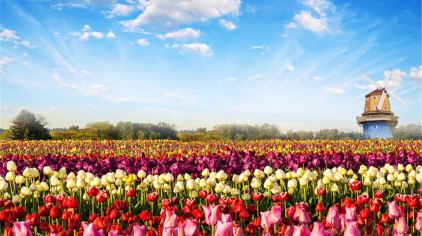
250;178;261;189
275;169;286;180
76;178;85;188
137;170;146;179
378;177;387;185
92;177;101;187
115;170;126;179
0;180;8;191
77;170;87;179
330;183;339;192
12;195;21;203
216;170;227;181
264;166;273;175
163;183;171;191
299;177;308;186
271;186;281;194
244;169;251;176
173;185;181;193
115;179;123;186
408;177;416;185
405;164;413;173
164;173;174;182
20;186;32;197
398;164;404;171
394;180;402;187
322;176;331;185
39;182;49;191
241;193;250;201
401;181;408;188
184;173;192;181
287;179;297;189
201;168;210;177
5;172;14;182
3;192;11;199
66;179;76;189
6;161;17;172
264;179;273;189
232;174;239;183
43;166;53;176
186;179;196;190
15;175;25;185
206;178;216;187
254;169;265;179
215;183;224;193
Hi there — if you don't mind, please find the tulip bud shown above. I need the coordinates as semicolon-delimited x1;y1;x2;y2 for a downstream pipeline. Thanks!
5;172;14;182
7;161;17;172
0;180;9;191
66;179;76;189
201;168;210;177
264;166;273;175
15;175;25;185
287;179;297;189
137;170;146;179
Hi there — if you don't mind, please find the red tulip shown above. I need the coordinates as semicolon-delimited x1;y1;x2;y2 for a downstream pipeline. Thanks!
96;190;108;203
93;216;109;230
61;210;72;221
139;210;152;221
406;194;420;208
252;192;264;202
184;198;196;207
147;192;159;202
126;188;136;197
374;191;384;198
247;204;257;215
4;200;15;209
63;196;78;209
50;206;63;219
378;213;392;224
26;213;40;227
67;213;81;230
315;202;325;212
349;180;363;191
359;207;372;220
38;205;51;217
239;210;250;219
199;190;209;199
108;208;121;220
206;194;218;203
286;206;296;218
316;187;326;196
192;209;204;220
88;186;100;197
113;200;128;211
245;223;257;234
162;199;171;208
369;200;380;213
43;194;56;204
278;192;290;202
0;209;14;222
12;206;26;219
357;193;370;205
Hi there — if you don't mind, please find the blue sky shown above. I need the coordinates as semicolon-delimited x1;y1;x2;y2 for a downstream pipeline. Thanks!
1;0;421;131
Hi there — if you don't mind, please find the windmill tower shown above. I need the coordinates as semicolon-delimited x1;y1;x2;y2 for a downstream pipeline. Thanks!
356;72;405;139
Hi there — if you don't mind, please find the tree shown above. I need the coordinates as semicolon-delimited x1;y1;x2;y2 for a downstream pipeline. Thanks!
9;109;51;140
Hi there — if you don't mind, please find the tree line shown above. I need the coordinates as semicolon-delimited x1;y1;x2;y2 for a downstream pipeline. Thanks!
0;109;421;140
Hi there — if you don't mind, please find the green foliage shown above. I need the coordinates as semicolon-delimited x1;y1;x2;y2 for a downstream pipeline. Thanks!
9;110;51;140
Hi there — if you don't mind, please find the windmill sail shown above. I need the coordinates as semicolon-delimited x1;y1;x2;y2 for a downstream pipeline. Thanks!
376;91;387;110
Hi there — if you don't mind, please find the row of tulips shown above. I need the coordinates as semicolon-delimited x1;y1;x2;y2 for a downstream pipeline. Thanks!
1;140;421;158
0;148;420;177
0;161;421;235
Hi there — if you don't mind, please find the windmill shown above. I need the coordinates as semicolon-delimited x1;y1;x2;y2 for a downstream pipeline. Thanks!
356;72;405;139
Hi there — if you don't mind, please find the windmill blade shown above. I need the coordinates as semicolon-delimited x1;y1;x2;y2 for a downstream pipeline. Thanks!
376;91;387;110
362;74;381;89
384;71;392;89
387;90;406;104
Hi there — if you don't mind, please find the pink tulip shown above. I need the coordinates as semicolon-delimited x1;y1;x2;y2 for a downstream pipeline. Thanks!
344;221;360;236
416;211;422;231
340;214;346;232
180;218;198;236
293;205;311;224
215;219;234;236
345;207;357;222
387;201;402;219
164;211;179;228
83;223;104;236
260;211;271;229
131;225;146;236
292;225;310;236
163;228;178;236
202;205;220;225
269;205;282;225
108;230;120;236
220;213;232;223
392;216;409;235
326;206;341;230
310;222;334;236
233;224;244;236
12;221;32;236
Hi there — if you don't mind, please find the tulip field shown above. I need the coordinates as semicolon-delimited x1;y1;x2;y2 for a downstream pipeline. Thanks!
0;140;421;236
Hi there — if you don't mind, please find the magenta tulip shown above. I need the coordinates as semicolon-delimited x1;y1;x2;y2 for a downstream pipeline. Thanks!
387;201;402;219
163;228;178;236
392;216;409;235
12;221;32;236
220;213;232;223
345;207;357;222
164;211;178;228
260;211;271;229
131;225;146;236
82;223;104;236
269;205;282;225
292;225;310;236
215;219;234;236
293;205;311;224
202;205;220;225
233;224;244;236
344;221;360;236
180;218;198;236
416;212;422;231
310;222;334;236
326;206;341;230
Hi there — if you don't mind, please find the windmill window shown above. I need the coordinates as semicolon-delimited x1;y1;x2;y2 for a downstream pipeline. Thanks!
374;96;376;100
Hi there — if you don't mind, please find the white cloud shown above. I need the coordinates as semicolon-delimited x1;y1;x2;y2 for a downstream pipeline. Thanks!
0;57;14;66
300;0;334;16
250;44;269;50
171;43;213;57
0;29;20;41
355;69;406;90
159;28;200;41
51;3;88;10
0;29;34;48
121;0;241;29
293;11;327;33
223;77;237;83
52;72;109;96
325;87;345;94
72;25;111;41
137;38;149;46
409;66;422;80
249;74;263;81
313;76;322;81
219;19;237;30
285;22;297;29
108;4;135;18
106;31;116;39
287;64;295;72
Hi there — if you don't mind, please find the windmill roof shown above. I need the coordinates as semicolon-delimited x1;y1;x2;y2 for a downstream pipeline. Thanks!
365;89;385;97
